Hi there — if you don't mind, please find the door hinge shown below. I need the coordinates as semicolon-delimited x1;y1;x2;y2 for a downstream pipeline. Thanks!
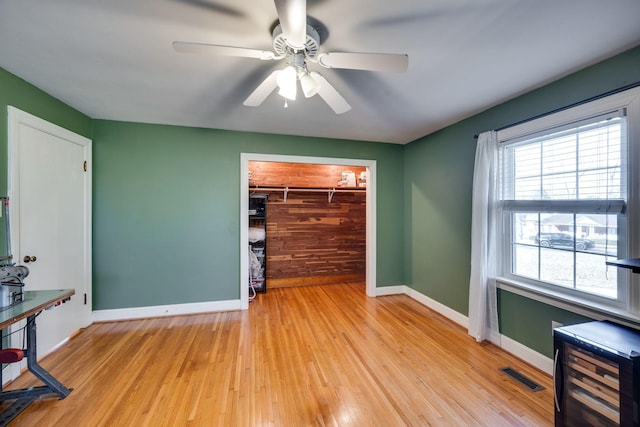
83;160;87;172
84;293;87;305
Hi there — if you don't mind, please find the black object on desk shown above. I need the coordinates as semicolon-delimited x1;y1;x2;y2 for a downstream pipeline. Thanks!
605;258;640;274
0;289;75;426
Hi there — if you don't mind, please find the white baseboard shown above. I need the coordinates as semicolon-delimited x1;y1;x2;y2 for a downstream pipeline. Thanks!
403;286;469;329
500;334;553;375
376;284;468;326
393;285;552;375
374;285;405;296
92;299;241;322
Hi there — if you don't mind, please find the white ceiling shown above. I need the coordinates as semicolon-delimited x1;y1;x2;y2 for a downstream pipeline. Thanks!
1;1;639;144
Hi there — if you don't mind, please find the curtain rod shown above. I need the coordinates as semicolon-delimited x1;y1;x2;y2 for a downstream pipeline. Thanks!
473;80;640;139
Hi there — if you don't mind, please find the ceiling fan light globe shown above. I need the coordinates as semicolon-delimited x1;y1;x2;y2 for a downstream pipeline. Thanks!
300;73;320;98
276;66;297;100
278;85;297;101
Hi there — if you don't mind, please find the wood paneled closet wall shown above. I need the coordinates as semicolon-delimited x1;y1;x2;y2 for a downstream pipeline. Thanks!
249;161;366;287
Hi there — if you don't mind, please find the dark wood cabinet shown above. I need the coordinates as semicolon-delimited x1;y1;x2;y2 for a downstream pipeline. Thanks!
554;321;640;426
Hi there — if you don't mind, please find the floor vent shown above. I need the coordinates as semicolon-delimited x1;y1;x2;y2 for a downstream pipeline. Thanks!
499;367;545;392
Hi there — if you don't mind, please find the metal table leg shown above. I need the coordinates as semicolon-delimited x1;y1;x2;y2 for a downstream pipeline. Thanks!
0;313;72;426
24;314;72;398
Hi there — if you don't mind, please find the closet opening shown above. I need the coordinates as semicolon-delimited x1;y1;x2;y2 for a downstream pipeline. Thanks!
240;154;376;309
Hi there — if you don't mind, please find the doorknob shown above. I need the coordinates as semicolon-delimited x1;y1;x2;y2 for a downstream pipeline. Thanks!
23;255;37;263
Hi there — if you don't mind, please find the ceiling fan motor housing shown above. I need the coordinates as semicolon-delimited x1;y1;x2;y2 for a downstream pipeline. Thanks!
272;24;320;59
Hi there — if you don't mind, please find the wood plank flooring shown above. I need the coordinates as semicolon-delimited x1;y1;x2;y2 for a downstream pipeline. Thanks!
3;283;553;426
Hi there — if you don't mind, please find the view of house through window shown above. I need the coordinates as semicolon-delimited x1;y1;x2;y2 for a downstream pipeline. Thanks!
501;113;626;300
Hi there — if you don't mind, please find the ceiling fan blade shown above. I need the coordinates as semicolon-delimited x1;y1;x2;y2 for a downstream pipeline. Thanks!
243;70;280;107
274;0;307;50
317;52;408;73
175;0;247;18
173;41;276;60
310;72;351;114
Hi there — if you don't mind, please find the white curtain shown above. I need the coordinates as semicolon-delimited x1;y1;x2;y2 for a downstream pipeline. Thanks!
468;131;501;344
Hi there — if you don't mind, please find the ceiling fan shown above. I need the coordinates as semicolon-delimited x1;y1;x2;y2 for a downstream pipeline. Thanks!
173;0;409;114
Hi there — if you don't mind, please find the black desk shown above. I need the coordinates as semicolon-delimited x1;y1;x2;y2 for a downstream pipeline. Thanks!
605;258;640;274
0;289;74;426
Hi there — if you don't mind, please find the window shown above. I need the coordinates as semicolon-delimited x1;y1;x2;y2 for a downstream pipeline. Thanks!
496;87;640;315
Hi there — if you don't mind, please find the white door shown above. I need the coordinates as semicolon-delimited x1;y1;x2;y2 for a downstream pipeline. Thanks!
7;107;92;378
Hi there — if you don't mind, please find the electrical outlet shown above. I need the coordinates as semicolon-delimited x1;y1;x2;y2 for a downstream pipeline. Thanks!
551;320;563;335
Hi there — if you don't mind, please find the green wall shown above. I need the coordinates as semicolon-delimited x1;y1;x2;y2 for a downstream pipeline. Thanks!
92;121;404;309
497;291;592;356
404;46;640;357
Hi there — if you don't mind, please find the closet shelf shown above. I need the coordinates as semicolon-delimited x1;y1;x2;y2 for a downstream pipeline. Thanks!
249;185;365;203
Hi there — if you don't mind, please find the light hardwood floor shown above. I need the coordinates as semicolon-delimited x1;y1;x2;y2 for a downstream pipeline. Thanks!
4;283;553;426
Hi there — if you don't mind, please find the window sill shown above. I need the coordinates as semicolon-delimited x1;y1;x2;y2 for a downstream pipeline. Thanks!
496;277;640;329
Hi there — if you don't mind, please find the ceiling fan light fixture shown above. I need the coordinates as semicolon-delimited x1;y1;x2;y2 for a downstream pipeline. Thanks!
276;66;297;100
173;0;409;114
300;72;320;98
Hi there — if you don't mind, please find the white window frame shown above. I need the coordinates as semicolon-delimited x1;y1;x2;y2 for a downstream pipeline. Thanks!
495;86;640;325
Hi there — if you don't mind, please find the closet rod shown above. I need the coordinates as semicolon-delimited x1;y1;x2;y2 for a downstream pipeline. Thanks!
250;186;364;192
249;186;365;203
